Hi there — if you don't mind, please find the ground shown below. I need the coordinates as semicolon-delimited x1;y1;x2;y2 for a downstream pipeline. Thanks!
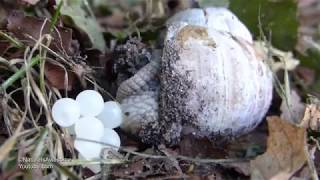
0;0;320;179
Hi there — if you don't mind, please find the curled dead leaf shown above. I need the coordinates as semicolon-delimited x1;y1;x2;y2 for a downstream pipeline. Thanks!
251;116;310;180
45;62;76;90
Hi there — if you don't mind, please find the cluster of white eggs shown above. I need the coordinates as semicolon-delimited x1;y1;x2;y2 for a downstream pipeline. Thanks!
51;90;123;172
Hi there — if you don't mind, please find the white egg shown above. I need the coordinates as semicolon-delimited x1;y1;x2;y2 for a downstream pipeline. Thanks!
78;154;101;173
76;90;104;117
75;117;104;140
52;98;81;127
97;101;123;129
101;128;121;151
75;139;102;160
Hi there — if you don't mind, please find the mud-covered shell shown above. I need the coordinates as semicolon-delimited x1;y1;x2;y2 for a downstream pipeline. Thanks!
117;8;273;145
159;20;273;143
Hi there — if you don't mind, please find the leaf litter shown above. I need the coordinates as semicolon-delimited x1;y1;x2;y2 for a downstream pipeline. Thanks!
0;0;320;179
251;116;313;179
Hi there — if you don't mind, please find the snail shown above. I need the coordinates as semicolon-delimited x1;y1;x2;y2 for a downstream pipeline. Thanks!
116;7;273;145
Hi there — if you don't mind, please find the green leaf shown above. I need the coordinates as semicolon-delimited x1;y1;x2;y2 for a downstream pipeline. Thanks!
229;0;298;51
198;0;229;7
58;0;106;52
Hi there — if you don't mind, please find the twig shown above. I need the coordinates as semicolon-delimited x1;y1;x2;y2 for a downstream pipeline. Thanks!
75;138;250;164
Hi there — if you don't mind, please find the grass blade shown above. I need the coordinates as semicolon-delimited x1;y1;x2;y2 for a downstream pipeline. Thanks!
1;56;41;90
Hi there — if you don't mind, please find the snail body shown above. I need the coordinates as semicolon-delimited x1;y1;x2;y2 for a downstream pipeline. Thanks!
117;7;273;145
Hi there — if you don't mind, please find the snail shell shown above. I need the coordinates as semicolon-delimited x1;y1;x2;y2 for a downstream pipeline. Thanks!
117;7;273;145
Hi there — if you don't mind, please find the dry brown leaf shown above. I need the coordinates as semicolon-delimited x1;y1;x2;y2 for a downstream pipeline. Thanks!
250;116;309;180
299;98;320;130
7;11;73;55
45;62;76;90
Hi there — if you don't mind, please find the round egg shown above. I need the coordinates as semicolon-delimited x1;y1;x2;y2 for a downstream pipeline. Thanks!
76;90;104;117
75;139;102;160
97;101;123;129
101;128;121;151
52;98;81;127
75;117;104;140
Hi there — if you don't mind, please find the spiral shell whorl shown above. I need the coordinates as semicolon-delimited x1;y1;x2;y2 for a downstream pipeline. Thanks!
117;7;273;145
